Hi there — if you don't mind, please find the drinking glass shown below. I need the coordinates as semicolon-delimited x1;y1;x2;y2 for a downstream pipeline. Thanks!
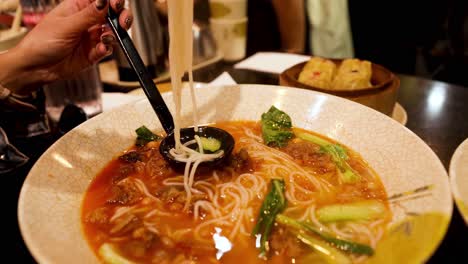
43;65;103;122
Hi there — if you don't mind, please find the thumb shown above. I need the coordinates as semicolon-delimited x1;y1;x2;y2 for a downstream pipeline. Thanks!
71;0;108;31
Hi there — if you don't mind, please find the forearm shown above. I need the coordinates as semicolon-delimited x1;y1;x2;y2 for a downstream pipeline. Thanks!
0;46;46;94
272;0;305;53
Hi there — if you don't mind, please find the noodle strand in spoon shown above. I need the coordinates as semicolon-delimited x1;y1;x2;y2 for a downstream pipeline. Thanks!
167;0;223;210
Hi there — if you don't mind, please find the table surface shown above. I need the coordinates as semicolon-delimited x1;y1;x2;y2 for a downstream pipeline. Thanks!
6;61;468;263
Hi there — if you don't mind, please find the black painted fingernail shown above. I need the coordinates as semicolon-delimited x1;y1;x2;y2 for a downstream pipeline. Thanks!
116;0;123;11
101;35;115;44
96;0;108;10
105;45;113;56
125;16;132;28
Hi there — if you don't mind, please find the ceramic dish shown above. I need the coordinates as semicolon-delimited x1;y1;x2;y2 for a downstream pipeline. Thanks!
18;84;451;263
449;138;468;224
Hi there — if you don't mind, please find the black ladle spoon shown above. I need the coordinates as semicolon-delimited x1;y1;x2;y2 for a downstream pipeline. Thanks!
106;8;234;168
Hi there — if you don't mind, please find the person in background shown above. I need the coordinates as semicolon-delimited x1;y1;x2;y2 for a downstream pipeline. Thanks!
247;0;306;55
152;0;306;56
306;0;353;58
271;0;305;54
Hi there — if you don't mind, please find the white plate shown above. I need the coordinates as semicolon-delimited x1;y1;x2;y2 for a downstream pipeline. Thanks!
18;84;451;263
450;138;468;224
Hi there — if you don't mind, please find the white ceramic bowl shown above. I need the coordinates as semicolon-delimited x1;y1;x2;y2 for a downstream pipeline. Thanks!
450;138;468;224
18;84;452;263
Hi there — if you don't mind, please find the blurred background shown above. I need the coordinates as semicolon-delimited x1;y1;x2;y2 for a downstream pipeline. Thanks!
0;0;466;137
247;0;468;88
0;0;467;86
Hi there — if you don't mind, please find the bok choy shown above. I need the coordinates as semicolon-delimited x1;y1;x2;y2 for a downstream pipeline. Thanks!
261;106;293;147
316;200;387;223
252;179;287;257
135;126;160;146
276;214;374;255
297;132;360;183
296;232;352;264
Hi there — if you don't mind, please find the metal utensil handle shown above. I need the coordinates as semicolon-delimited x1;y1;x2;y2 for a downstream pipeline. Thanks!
106;8;174;134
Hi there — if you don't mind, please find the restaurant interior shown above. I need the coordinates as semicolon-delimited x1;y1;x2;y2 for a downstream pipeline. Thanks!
1;0;467;263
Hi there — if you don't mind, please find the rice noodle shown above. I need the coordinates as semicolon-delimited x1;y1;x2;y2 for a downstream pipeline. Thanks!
166;0;224;211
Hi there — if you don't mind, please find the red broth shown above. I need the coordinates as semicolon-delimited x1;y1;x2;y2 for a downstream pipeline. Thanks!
82;121;390;263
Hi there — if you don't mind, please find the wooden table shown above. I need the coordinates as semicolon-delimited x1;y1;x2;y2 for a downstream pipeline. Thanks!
5;61;468;263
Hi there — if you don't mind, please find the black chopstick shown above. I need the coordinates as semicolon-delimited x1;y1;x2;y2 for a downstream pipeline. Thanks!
106;8;174;134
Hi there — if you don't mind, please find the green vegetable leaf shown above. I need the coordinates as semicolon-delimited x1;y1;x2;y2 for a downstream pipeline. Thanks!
135;126;160;146
297;132;331;147
252;179;287;258
322;144;359;183
331;144;348;160
299;132;360;183
262;105;292;128
276;214;374;255
261;106;293;147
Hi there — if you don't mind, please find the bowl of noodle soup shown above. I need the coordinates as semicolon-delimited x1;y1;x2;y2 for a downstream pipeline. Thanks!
18;84;451;264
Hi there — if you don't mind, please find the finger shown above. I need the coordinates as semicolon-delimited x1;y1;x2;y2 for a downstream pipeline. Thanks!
88;25;103;46
89;42;113;64
54;0;98;17
101;32;116;45
70;0;108;31
119;9;132;30
110;0;125;13
88;24;102;39
88;24;114;45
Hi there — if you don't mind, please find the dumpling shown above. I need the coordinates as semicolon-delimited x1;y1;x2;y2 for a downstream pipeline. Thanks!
298;57;337;89
331;59;372;90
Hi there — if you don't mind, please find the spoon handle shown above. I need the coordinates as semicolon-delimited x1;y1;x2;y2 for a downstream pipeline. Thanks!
106;8;174;134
